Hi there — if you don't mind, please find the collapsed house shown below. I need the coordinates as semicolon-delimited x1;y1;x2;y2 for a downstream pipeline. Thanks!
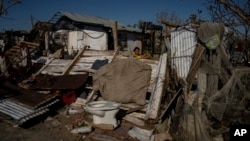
0;11;249;141
0;11;166;138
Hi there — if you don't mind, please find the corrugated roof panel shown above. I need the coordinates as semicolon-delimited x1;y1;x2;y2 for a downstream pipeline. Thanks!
51;11;141;33
171;27;197;78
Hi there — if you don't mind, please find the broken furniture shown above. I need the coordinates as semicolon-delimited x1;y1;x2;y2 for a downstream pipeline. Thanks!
5;41;39;68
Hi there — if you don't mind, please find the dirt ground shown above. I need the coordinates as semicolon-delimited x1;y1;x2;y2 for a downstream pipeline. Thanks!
0;106;137;141
0;107;84;141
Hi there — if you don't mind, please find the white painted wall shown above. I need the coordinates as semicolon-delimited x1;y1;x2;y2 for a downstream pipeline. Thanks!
67;31;84;55
82;26;108;51
56;26;140;55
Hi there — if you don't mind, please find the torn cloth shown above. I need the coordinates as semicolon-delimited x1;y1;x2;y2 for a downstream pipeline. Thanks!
93;58;152;105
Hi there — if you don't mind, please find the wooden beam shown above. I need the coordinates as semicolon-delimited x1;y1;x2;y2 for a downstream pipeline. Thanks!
20;41;40;47
123;115;145;127
62;46;87;75
112;21;118;50
186;43;205;92
32;58;54;79
110;46;121;62
145;51;168;120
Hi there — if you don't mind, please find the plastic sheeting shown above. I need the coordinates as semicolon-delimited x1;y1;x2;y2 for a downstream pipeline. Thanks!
93;58;152;105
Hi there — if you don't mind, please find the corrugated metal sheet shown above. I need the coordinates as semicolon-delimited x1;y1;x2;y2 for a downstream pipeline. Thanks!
0;99;59;125
171;27;197;78
50;11;141;33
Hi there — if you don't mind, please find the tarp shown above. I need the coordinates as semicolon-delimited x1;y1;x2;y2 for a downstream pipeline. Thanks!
93;58;152;105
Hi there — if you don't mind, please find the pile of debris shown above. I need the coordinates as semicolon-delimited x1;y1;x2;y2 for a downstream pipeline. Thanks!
0;22;249;141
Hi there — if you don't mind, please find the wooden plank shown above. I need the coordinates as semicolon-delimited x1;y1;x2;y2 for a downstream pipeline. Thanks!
70;68;96;74
78;56;113;63
112;21;118;50
139;59;159;65
21;41;39;47
186;43;205;92
49;59;72;64
33;58;54;78
206;49;220;97
42;67;65;73
82;50;114;56
158;86;183;122
10;46;20;50
85;90;97;104
110;46;121;62
197;70;206;112
123;115;145;127
6;52;20;56
145;51;168;120
69;71;88;75
121;103;146;109
62;46;87;75
9;49;20;52
71;64;92;70
126;112;146;119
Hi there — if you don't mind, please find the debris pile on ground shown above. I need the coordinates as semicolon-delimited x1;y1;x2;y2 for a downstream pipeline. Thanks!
0;21;249;141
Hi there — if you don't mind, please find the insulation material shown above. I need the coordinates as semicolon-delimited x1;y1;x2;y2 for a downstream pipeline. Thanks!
197;22;225;50
177;108;214;141
93;58;151;105
208;69;250;122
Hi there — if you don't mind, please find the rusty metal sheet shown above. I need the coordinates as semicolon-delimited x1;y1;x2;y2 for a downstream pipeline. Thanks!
2;81;58;109
31;74;89;90
8;90;57;109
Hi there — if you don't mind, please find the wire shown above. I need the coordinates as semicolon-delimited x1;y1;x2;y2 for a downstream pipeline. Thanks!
82;31;105;39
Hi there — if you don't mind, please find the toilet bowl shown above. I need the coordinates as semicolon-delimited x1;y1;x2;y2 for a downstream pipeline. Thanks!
84;101;121;128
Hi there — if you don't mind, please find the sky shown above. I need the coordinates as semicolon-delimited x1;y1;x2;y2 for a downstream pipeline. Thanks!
0;0;211;31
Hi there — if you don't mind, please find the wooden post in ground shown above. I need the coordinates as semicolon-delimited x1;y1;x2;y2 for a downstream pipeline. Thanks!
206;49;220;97
112;21;118;51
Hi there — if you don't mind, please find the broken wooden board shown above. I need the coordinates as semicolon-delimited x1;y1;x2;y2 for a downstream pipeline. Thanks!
36;48;159;94
5;41;40;65
40;59;72;75
81;49;114;57
30;74;89;90
62;46;87;75
145;51;168;120
123;115;145;127
34;48;162;122
186;43;205;92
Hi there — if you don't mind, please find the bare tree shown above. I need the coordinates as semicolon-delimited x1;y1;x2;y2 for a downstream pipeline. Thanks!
207;0;250;64
0;0;21;16
207;0;249;36
156;9;183;25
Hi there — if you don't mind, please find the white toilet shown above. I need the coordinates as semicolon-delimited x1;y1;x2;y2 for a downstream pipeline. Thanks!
84;101;121;128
